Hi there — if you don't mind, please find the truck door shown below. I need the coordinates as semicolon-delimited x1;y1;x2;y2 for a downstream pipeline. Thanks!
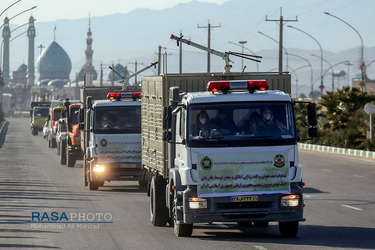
174;108;187;171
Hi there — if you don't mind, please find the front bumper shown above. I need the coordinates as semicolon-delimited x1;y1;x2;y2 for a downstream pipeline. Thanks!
181;183;304;224
90;161;143;182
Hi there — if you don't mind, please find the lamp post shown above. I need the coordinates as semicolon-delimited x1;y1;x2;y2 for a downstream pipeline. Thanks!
0;0;22;18
321;60;350;91
288;25;324;97
238;41;247;70
258;31;289;72
311;54;334;92
324;12;365;91
287;53;314;98
0;6;37;30
228;41;259;72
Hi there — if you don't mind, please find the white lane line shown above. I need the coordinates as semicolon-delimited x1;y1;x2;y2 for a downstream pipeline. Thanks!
342;205;362;211
254;246;268;250
353;175;364;178
304;194;312;198
322;169;332;172
212;222;229;228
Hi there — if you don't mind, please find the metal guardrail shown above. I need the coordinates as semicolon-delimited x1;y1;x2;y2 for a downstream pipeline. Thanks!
298;143;375;160
0;120;9;148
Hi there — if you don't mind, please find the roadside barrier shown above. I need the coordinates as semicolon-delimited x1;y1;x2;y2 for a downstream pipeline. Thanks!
298;143;375;160
0;120;9;148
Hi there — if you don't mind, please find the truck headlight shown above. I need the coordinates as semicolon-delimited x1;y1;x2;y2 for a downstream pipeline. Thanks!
93;165;105;173
188;197;207;209
281;195;300;207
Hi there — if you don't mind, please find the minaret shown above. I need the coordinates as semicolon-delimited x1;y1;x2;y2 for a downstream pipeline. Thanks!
2;17;11;85
85;16;94;87
27;16;36;86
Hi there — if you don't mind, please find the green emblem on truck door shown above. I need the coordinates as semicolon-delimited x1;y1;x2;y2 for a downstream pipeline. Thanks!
200;156;213;170
274;154;285;168
100;139;107;147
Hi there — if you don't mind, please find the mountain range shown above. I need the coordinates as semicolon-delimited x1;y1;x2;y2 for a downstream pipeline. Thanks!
6;0;375;96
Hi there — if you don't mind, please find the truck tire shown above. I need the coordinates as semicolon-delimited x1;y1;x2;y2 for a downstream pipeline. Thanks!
279;221;299;237
52;138;57;148
150;176;168;227
88;180;103;190
60;141;66;165
172;193;193;237
67;153;76;168
83;160;88;186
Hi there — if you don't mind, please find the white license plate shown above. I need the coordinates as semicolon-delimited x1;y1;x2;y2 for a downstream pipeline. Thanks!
120;163;137;168
231;195;258;202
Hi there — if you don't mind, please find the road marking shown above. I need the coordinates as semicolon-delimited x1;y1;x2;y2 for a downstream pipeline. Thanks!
303;194;312;198
212;222;229;228
342;205;362;211
322;169;332;172
353;175;364;178
254;246;268;250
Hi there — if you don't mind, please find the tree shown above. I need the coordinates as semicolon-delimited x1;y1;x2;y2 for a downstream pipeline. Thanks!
317;87;375;149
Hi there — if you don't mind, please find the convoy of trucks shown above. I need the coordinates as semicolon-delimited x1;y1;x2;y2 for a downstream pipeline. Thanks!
29;37;318;238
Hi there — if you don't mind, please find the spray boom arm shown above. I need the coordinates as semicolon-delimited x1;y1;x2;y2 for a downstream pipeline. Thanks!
109;61;159;90
170;34;261;74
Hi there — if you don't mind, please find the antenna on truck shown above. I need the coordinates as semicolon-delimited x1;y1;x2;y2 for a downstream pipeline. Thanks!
170;34;262;74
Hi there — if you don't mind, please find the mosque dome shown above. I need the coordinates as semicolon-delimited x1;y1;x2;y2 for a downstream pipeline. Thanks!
16;64;27;72
107;63;130;81
38;79;51;86
37;41;72;80
76;65;98;81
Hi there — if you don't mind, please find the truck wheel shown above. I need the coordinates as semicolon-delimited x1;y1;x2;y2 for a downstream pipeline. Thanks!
279;221;299;237
88;180;103;190
52;138;57;148
60;141;66;165
172;193;193;237
83;161;88;186
67;153;76;168
150;176;168;226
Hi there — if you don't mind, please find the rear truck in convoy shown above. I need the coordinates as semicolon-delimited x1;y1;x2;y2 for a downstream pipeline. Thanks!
59;100;82;167
79;87;144;190
30;102;50;136
47;104;65;148
141;73;318;237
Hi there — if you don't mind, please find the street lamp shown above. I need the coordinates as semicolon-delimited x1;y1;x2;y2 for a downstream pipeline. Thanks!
258;31;289;72
0;6;37;30
287;53;314;98
324;12;365;91
228;41;259;72
238;41;247;70
311;53;334;92
287;25;324;97
0;0;22;18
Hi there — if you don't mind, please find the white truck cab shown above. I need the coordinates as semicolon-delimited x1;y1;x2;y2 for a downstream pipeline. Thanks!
142;76;317;237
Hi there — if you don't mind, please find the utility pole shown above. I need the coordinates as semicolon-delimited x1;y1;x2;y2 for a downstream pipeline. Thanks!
179;31;182;74
129;60;144;86
157;46;166;75
198;20;221;73
266;8;297;74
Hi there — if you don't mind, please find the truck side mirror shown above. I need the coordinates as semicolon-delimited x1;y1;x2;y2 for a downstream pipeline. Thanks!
308;103;317;126
79;108;84;123
87;96;92;110
162;106;172;130
47;115;50;121
162;131;172;142
30;110;33;116
308;127;318;138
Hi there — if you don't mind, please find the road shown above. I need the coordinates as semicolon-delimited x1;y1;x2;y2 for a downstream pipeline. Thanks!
1;117;375;249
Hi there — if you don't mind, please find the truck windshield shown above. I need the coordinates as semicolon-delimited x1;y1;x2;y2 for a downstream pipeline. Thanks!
34;107;49;117
93;106;141;134
187;102;296;147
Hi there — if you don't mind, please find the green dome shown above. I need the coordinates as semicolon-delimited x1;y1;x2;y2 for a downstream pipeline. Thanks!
37;41;71;80
16;63;27;72
107;64;130;81
76;65;98;81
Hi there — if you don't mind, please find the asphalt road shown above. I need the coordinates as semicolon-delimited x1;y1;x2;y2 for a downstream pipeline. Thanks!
1;117;375;250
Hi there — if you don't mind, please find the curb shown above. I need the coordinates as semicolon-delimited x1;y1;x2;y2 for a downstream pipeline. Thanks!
0;120;9;148
298;143;375;160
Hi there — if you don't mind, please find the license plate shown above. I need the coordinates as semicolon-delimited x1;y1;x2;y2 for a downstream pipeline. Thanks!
231;195;258;202
120;163;137;168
